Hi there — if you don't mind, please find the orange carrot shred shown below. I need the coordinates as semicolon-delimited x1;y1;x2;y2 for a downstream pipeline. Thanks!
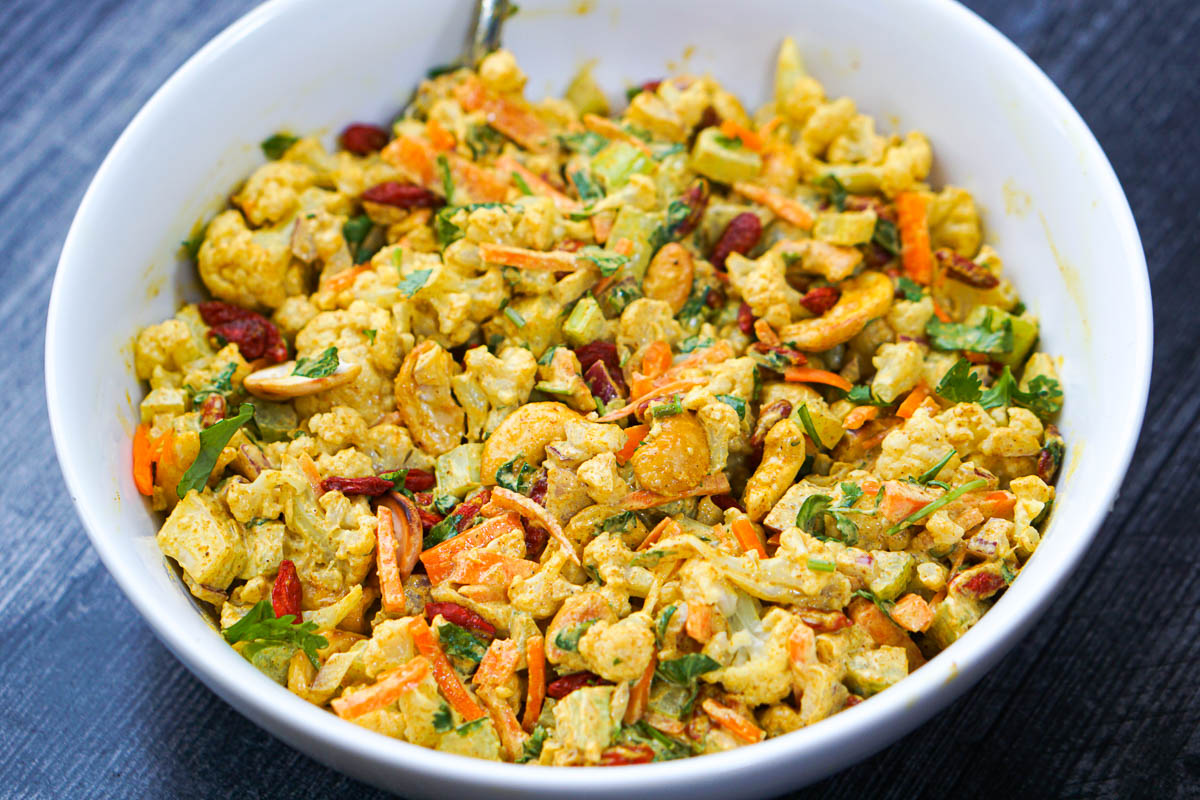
783;366;853;392
731;518;767;558
843;405;880;430
895;191;933;285
426;118;456;151
685;601;713;643
522;635;545;732
474;638;521;688
932;301;952;323
374;506;406;613
330;656;430;719
718;119;764;152
615;424;649;466
623;653;657;725
732;182;814;230
408;617;485;721
132;424;154;496
896;383;929;419
702;698;764;743
638;517;681;552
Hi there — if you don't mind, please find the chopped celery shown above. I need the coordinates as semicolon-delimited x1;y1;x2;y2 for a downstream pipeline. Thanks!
812;210;878;246
845;646;908;696
592;141;652;190
564;63;610;117
689;127;762;184
435;443;483;498
563;296;606;346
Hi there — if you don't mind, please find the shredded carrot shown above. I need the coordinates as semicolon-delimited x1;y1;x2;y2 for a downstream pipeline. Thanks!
445;550;538;586
963;350;989;364
132;424;154;496
612;237;634;257
474;638;521;688
686;601;713;643
787;623;816;667
495;156;578;211
478;686;528;761
408;617;486;721
732;182;814;230
446;153;509;203
320;263;371;293
878;480;936;523
522;635;546;732
590;211;615;244
731;518;767;558
932;301;952;323
490;487;579;564
330;656;430;719
896;383;929;419
298;452;324;497
759;115;783;139
656;340;735;386
783;366;853;392
379;135;435;186
582;113;654;157
977;490;1017;519
623;653;657;724
701;699;764;743
641;340;673;379
847;597;925;668
889;593;934;633
638;517;681;552
374;506;406;614
477;242;579;271
596;379;702;422
620;473;732;510
615;424;649;466
843;405;880;430
455;77;549;152
419;512;523;583
895;191;933;284
426;118;456;151
718;119;764;152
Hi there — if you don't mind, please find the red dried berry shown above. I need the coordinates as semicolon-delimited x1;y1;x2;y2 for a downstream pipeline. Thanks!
271;560;302;621
361;182;441;209
197;301;287;362
710;494;745;513
737;302;755;335
793;607;852;633
529;472;549;507
339;123;389;155
321;476;394;496
799;286;841;316
546;672;608;699
453;489;491;533
524;524;549;559
402;468;437;491
844;695;864;708
599;744;656;766
417;507;443;529
955;570;1006;600
710;212;762;270
935;248;999;289
425;602;496;637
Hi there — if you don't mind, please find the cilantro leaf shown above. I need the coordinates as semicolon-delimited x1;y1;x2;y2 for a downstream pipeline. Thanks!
656;653;720;685
436;622;487;664
577;246;629;277
927;316;1013;354
455;718;486;736
192;362;237;404
260;133;297;160
712;133;742;149
342;214;372;247
398;268;433;298
897;276;924;302
656;604;677;646
599;510;635;533
436;154;455;204
223;599;328;670
815;174;847;211
617;721;694;761
422;510;475;550
845;384;891;406
517;725;548;762
176;403;255;498
570;169;605;203
292;347;339;378
554;619;598;652
496;454;536;494
559;131;608;156
837;482;864;508
432;703;454;732
716;394;746;419
980;367;1063;417
872;217;901;256
935;358;983;403
796;494;833;534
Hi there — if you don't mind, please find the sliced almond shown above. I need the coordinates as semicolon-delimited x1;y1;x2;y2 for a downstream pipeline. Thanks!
243;359;361;400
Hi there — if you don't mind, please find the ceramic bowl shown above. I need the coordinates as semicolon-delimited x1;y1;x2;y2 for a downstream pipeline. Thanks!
46;0;1151;796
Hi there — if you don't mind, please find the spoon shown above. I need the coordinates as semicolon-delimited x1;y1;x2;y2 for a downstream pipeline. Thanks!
463;0;511;69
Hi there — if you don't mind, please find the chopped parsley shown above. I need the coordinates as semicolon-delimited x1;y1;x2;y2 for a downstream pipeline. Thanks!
935;358;984;403
559;131;608;156
517;725;548;762
398;268;433;298
570;169;604;203
845;384;891;406
927;314;1014;354
292;346;339;378
436;622;487;664
222;599;328;670
897;276;924;302
577;246;629;277
496;454;536;494
815;174;848;211
432;703;454;732
176;403;254;498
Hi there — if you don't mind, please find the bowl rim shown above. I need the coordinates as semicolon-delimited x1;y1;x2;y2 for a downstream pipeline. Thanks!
45;0;1152;794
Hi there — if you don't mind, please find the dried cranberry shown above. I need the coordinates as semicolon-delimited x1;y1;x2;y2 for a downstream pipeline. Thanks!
639;79;663;94
710;494;745;513
525;524;549;559
361;182;441;209
321;476;394;496
696;106;721;132
271;560;302;621
402;468;436;491
599;744;656;766
424;602;496;637
737;302;755;335
676;179;710;237
197;301;287;362
935;248;999;289
417;507;443;529
955;570;1006;599
574;341;627;394
339;123;389;154
799;286;841;316
546;671;608;699
844;695;864;708
710;212;762;270
529;472;548;507
584;360;624;403
794;607;852;633
864;242;895;269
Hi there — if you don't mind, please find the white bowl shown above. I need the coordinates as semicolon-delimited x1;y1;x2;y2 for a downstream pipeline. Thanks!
45;0;1151;796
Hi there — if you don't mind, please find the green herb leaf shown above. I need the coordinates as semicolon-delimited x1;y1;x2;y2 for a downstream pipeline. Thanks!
292;347;339;379
678;335;714;354
716;394;746;419
815;174;847;211
577;246;628;277
617;721;694;761
927;316;1014;354
554;619;598;652
838;482;864;508
436;154;455;204
496;454;536;494
676;288;712;324
712;133;742;150
807;557;836;572
915;449;957;485
886;478;988;535
426;62;461;78
512;171;534;196
656;653;720;686
599;510;635;533
570;169;605;203
897;276;924;302
432;703;454;732
796;403;825;449
342;214;372;246
465;124;504;159
559;131;608;156
872;218;901;256
260;133;298;160
223;599;328;670
398;268;433;298
363;328;377;344
935;358;983;403
1000;562;1016;585
379;468;408;489
980;367;1063;417
845;384;891;406
656;604;677;646
176;403;255;498
436;622;487;664
853;589;896;622
517;725;547;762
192;362;237;404
796;494;833;534
455;718;487;736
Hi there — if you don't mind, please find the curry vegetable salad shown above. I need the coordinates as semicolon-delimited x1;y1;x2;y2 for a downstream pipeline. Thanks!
132;40;1064;765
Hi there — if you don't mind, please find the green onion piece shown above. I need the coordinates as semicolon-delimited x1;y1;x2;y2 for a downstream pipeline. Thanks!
886;479;987;535
915;448;957;485
807;557;836;573
796;403;824;449
504;306;526;327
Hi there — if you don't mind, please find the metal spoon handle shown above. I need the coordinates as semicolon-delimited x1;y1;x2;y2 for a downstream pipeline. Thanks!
464;0;509;68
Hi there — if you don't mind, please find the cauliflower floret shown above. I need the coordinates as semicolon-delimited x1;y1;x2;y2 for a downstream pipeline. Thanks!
874;406;954;481
479;48;527;94
617;298;683;357
357;422;431;472
886;296;934;340
157;490;246;594
135;319;203;382
703;607;799;706
826;113;886;164
512;196;562;251
1010;474;1054;557
627;91;686;141
225;469;301;524
316;446;375;478
181;344;251;398
871;341;924;403
801;97;856;157
697;399;743;473
581;532;655;598
292;301;400;422
232;161;317;226
726;251;800;330
980;408;1043;457
878;132;932;197
579;613;655;683
537;347;592;412
466;346;538;408
307;405;370;452
577;452;630;505
198;209;294;310
240;520;285;580
928;186;982;258
273;295;319;339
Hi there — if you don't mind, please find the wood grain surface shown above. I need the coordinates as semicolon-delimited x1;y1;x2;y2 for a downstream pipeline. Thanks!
3;0;1197;797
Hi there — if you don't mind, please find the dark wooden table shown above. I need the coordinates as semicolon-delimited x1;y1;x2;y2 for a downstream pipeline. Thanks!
4;1;1197;797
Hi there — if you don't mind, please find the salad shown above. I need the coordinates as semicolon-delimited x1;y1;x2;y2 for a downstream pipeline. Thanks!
131;39;1064;765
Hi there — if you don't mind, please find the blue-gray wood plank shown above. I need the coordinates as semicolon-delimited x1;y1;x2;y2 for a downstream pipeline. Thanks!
2;0;1196;797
